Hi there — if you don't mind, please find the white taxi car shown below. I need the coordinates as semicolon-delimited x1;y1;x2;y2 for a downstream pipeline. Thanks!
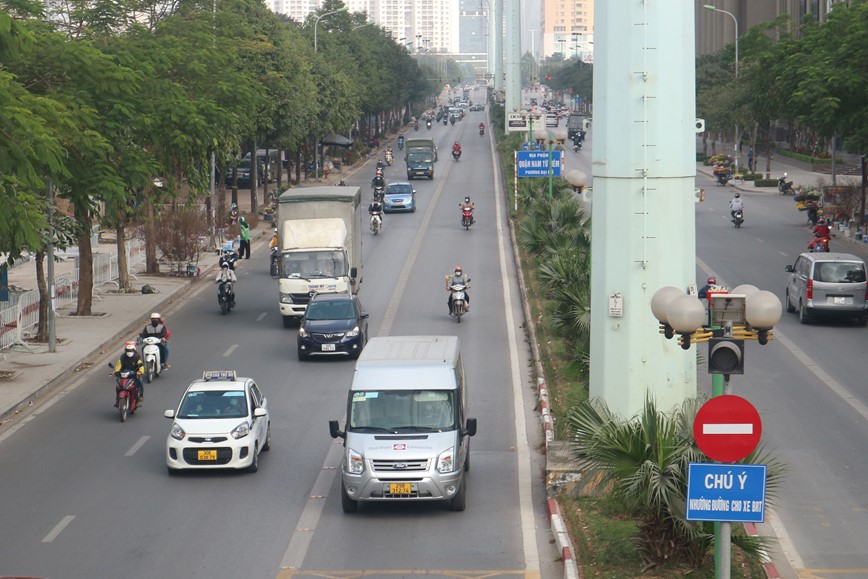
164;371;271;474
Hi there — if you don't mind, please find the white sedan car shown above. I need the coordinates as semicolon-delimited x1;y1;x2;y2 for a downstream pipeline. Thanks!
164;371;271;474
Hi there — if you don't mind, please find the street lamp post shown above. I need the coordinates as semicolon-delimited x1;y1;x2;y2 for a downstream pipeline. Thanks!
313;6;348;181
704;4;739;173
651;283;781;579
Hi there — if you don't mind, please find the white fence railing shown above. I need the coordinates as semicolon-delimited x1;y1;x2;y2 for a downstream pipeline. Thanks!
0;238;147;350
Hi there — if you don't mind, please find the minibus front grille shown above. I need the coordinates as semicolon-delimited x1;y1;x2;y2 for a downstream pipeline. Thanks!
371;459;430;472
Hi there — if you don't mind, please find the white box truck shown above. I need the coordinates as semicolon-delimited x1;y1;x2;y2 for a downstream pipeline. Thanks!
329;335;477;512
276;186;362;326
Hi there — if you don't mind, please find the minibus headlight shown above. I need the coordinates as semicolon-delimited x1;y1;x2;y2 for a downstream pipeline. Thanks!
436;447;455;473
348;448;364;474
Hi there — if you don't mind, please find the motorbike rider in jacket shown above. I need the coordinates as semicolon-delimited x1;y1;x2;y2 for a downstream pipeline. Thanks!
216;262;237;305
808;219;831;251
446;266;470;315
459;196;475;225
730;193;744;222
452;142;462;159
113;341;145;404
140;312;170;369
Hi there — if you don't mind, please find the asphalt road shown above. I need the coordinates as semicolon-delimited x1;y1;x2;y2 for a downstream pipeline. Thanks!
0;99;562;578
695;177;868;576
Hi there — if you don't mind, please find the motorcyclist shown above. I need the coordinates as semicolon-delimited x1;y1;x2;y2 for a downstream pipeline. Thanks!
368;199;384;229
452;142;462;159
698;276;718;300
730;193;744;221
371;172;386;196
215;262;237;306
376;158;386;172
446;266;470;315
219;248;238;270
397;134;405;149
139;312;170;370
426;118;432;129
479;122;485;134
414;120;420;130
269;228;279;251
808;219;831;251
113;341;144;404
459;196;475;225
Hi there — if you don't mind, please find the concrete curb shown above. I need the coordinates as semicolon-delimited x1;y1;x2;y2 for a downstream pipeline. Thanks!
503;171;580;579
744;522;781;579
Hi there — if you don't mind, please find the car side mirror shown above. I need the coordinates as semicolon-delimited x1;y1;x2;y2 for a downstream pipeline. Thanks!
329;419;345;439
360;312;369;319
465;418;477;437
784;265;795;273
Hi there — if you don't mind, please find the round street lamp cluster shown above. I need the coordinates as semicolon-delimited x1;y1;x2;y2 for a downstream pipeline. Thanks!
652;284;782;374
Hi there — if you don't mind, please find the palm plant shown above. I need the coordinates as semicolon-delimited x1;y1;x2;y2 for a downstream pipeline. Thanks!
567;395;784;570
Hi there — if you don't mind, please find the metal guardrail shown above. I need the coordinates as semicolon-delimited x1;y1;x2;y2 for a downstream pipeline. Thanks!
0;239;147;351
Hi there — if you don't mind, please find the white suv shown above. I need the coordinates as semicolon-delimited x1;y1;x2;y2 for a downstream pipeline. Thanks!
164;371;271;474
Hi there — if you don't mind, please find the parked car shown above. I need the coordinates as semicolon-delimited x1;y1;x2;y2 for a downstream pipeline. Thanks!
784;252;868;325
297;292;369;360
164;370;271;474
383;182;416;213
469;103;485;112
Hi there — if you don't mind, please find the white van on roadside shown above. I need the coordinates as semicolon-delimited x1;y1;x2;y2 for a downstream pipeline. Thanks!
328;335;477;512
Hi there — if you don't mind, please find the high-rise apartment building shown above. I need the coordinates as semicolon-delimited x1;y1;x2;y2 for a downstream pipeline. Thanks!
540;0;594;62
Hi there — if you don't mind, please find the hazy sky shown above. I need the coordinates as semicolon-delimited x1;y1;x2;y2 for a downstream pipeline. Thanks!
522;0;541;57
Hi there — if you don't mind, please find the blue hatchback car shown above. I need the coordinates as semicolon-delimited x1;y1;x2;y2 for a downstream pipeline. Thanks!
383;182;416;213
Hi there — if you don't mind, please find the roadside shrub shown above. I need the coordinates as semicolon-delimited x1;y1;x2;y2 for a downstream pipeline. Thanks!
754;179;778;187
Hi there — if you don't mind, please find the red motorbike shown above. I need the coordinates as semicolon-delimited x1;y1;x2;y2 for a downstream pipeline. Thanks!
808;234;830;253
461;207;474;230
108;364;140;422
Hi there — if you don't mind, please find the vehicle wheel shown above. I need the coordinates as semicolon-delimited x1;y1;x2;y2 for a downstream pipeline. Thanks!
341;481;358;513
799;302;811;324
282;316;294;328
220;301;228;315
167;466;178;476
456;312;461;323
119;398;129;423
262;423;272;451
145;362;153;384
449;476;466;511
464;449;470;472
247;444;259;473
785;290;796;313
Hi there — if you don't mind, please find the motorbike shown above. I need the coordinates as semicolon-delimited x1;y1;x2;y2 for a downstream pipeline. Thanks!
713;165;732;186
108;364;140;423
479;127;485;137
426;120;432;130
270;246;279;277
397;139;404;151
370;212;383;235
140;336;163;384
461;207;474;230
449;282;470;323
732;209;744;228
414;122;419;131
450;117;456;126
218;280;235;315
572;141;582;152
778;174;795;195
809;233;830;252
452;149;461;161
373;185;385;202
385;151;393;166
219;250;238;270
443;118;448;126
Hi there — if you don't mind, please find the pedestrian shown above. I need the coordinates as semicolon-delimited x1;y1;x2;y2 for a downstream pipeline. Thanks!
747;148;755;172
238;216;251;260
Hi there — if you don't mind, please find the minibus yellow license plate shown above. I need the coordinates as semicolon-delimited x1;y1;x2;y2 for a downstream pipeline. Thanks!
389;483;412;494
198;450;217;461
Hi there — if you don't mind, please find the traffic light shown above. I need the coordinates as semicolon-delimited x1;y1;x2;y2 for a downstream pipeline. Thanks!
707;338;745;374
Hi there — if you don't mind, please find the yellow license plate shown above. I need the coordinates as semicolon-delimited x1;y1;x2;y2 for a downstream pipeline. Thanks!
390;483;412;494
198;450;217;461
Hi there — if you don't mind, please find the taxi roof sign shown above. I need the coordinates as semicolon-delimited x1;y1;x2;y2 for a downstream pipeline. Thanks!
202;370;237;381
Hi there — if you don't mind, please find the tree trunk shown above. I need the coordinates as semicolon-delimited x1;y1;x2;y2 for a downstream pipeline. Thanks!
74;205;94;316
250;140;259;215
116;207;132;292
144;191;159;274
35;250;48;342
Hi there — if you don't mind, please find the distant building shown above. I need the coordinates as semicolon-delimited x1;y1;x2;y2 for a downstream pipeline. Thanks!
540;0;594;62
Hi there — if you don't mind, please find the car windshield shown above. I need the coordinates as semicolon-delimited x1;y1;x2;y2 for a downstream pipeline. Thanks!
814;262;867;283
305;299;356;321
386;185;412;195
407;152;431;163
349;390;457;432
177;389;248;419
281;250;346;279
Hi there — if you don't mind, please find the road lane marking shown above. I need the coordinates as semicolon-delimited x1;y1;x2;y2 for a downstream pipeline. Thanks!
256;312;267;322
222;344;238;357
493;142;540;575
703;423;753;435
42;515;75;543
125;436;150;456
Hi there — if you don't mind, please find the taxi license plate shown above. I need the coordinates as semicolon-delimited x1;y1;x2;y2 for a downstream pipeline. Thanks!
389;483;413;495
322;343;336;351
198;450;218;461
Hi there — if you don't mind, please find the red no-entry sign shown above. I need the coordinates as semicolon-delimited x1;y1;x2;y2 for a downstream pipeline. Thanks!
693;395;762;462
